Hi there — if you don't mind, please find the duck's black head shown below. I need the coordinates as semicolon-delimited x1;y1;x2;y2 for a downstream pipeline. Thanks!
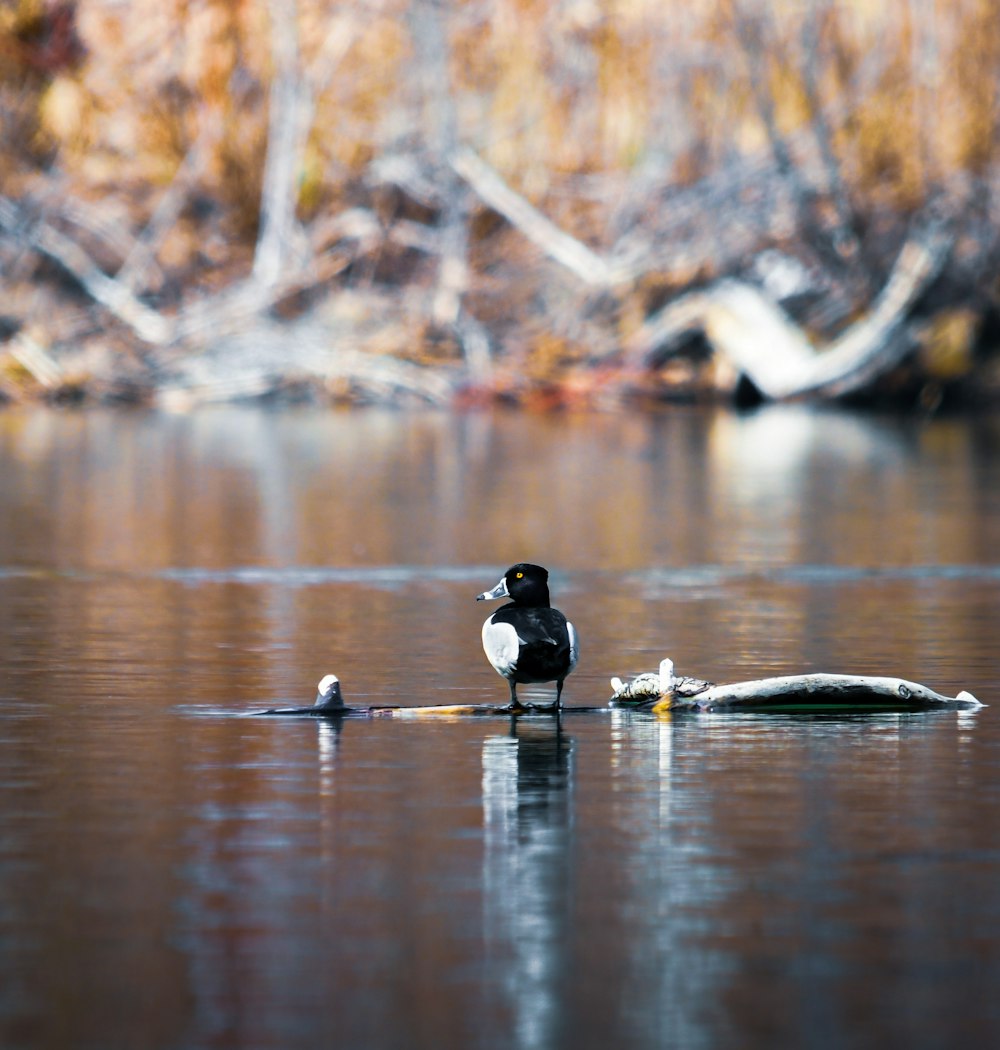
476;563;551;608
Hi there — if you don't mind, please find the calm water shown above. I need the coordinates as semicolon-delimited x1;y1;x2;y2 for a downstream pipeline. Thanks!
1;404;1000;1050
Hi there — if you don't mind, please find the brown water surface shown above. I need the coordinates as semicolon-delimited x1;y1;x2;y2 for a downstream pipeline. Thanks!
1;404;999;1049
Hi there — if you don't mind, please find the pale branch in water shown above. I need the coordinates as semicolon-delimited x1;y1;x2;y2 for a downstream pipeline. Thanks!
610;659;982;711
676;674;982;711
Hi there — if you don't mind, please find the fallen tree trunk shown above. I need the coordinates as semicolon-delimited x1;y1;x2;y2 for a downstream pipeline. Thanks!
625;223;953;400
450;145;956;403
250;665;982;720
0;116;964;407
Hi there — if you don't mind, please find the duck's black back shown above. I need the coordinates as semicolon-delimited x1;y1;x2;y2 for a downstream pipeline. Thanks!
490;603;573;683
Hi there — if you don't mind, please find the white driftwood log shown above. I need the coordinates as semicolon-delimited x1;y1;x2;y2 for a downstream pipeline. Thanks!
610;658;982;712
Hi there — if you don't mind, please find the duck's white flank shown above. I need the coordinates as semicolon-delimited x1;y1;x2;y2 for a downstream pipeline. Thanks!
482;619;520;677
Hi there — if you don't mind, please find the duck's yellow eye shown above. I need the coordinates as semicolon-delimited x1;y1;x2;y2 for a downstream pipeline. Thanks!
516;572;523;578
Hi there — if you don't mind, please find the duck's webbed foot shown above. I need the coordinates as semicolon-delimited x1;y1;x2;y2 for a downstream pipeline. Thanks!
526;685;564;714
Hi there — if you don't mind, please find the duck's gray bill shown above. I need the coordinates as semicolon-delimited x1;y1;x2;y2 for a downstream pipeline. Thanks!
476;577;509;602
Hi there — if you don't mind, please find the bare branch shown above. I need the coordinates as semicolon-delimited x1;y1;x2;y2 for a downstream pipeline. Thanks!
0;195;172;345
729;0;864;283
117;118;219;293
7;331;62;387
253;0;312;288
799;0;864;263
407;1;492;380
158;312;455;407
451;147;616;287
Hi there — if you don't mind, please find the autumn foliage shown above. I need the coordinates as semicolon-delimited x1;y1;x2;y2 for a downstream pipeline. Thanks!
2;0;1000;405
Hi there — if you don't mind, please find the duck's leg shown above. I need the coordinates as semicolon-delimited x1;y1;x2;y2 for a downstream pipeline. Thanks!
535;679;564;713
506;680;524;712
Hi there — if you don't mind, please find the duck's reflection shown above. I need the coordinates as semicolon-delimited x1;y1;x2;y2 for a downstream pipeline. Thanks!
316;718;343;797
482;717;573;1050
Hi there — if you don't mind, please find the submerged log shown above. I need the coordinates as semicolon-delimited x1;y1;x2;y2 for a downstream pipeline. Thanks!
252;674;605;718
610;658;983;712
252;667;983;721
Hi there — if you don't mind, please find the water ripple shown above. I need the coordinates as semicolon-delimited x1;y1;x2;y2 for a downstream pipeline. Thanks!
1;563;999;588
623;563;1000;592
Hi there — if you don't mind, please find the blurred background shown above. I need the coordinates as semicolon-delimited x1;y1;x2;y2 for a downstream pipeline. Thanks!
2;0;999;407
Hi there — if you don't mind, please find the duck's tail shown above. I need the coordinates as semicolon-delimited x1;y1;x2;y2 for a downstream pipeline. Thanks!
314;674;345;710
